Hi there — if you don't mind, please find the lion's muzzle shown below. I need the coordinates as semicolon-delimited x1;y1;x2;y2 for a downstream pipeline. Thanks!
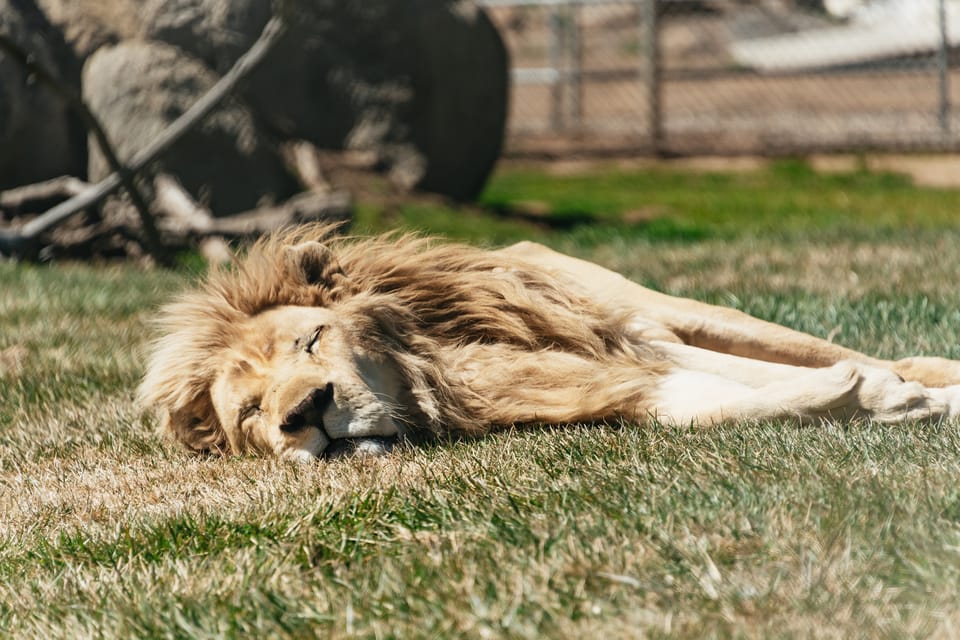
280;382;334;435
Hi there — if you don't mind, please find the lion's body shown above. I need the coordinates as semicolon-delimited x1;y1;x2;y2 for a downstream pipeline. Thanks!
140;226;960;460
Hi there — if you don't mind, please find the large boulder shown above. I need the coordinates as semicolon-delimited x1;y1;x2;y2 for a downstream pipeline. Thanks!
0;0;82;188
82;40;297;215
140;0;509;200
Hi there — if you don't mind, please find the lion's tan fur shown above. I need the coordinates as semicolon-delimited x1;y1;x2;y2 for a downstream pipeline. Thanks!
139;226;668;454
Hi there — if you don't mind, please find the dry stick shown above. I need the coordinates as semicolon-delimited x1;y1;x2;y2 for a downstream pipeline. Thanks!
0;32;166;262
0;14;288;258
152;174;215;234
152;171;352;239
0;176;91;211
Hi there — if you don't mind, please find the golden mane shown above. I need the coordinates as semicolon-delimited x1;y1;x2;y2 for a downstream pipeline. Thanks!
139;225;666;453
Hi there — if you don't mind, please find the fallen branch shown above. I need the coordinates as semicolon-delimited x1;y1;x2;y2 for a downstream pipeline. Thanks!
0;176;90;213
30;187;351;261
283;141;332;193
0;13;288;259
151;174;350;238
152;174;214;234
204;191;352;237
153;176;351;237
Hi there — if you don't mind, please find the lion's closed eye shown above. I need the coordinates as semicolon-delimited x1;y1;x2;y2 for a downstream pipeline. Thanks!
295;325;325;354
238;403;261;425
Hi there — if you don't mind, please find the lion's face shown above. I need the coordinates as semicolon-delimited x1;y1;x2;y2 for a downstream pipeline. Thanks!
208;305;404;461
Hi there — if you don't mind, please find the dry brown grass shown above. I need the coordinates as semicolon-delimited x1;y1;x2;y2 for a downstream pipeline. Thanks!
590;236;960;299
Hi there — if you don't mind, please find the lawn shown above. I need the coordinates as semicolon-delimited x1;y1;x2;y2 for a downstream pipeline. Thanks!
3;159;960;638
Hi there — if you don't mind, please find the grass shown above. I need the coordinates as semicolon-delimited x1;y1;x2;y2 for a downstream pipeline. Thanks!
4;158;960;637
355;159;960;247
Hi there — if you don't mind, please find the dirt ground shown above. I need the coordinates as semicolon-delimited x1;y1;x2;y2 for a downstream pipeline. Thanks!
503;153;960;188
808;153;960;187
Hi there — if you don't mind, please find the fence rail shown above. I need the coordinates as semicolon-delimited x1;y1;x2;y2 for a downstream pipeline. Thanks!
481;0;958;157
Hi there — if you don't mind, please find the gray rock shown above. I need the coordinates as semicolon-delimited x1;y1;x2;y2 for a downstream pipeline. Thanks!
396;1;509;200
82;40;297;215
141;0;509;200
0;0;82;188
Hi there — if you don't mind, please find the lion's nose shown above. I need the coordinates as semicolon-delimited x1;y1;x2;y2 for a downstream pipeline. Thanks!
280;382;334;433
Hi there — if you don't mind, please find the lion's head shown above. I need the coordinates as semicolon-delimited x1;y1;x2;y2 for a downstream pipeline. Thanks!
139;230;429;461
139;225;664;460
206;304;406;460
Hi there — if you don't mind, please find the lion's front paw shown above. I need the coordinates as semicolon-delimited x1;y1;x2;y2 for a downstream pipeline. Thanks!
853;363;948;423
924;385;960;421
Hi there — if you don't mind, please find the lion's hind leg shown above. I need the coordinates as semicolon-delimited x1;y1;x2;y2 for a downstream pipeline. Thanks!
851;364;960;423
499;240;960;388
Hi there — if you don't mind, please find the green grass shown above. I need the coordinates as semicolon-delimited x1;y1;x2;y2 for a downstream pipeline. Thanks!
4;158;960;637
354;159;960;248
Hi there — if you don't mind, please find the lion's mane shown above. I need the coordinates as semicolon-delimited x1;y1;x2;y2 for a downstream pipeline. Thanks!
139;225;667;453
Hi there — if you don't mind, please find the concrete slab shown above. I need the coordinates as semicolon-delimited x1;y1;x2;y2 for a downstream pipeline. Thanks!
730;3;960;73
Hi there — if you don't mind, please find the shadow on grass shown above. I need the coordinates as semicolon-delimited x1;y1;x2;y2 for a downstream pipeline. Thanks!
479;200;711;245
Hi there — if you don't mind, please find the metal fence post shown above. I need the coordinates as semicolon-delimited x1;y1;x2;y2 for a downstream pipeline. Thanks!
570;2;583;129
550;6;564;131
938;0;951;136
639;0;662;154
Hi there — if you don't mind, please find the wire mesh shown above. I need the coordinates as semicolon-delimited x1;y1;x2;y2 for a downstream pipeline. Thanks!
482;0;960;156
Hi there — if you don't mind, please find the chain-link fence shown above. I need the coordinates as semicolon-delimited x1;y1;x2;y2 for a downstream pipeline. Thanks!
482;0;960;156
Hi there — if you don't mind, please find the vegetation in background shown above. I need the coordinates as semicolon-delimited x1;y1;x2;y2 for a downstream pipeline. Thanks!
354;159;960;246
3;159;960;638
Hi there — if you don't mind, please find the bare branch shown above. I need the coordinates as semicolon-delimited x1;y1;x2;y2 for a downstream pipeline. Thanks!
0;176;90;212
283;141;332;193
153;174;351;240
0;14;288;259
205;191;352;237
153;174;214;234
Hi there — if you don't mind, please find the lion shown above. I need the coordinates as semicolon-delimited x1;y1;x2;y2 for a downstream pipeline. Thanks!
139;225;960;461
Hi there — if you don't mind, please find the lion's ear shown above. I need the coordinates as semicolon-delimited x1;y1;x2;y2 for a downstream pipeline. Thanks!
285;241;350;300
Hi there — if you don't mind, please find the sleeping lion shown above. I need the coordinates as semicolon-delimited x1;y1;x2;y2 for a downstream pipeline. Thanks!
139;225;960;461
